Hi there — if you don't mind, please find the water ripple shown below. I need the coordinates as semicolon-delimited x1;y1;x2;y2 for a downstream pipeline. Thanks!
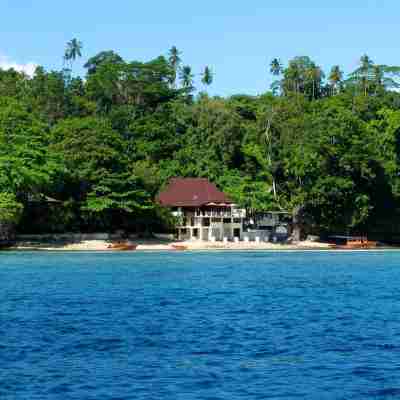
1;251;400;399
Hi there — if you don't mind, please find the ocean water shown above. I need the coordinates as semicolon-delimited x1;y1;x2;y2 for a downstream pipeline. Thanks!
1;251;400;399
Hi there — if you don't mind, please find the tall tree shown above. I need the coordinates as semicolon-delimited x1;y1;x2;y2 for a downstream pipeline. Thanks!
64;38;83;71
306;63;324;100
283;58;302;94
84;50;123;75
180;65;194;91
348;54;374;96
270;58;283;76
270;58;283;94
168;46;181;87
201;66;213;91
281;56;323;98
328;65;343;95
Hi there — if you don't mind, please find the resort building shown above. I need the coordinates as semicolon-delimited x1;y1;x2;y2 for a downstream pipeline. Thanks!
157;178;245;241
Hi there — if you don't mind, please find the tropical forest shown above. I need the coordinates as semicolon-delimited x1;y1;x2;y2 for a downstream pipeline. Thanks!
1;40;400;242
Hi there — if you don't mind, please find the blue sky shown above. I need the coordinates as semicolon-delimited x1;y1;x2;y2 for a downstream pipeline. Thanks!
1;0;398;96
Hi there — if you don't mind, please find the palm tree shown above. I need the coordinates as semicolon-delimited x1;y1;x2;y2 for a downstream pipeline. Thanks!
306;64;323;99
64;38;83;71
270;58;283;76
180;65;194;90
270;58;283;95
348;54;374;96
359;55;373;96
168;46;181;87
201;66;213;91
360;54;373;72
285;61;300;93
328;65;343;95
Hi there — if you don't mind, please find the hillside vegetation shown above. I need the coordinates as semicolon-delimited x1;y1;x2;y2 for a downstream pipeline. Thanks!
1;43;400;241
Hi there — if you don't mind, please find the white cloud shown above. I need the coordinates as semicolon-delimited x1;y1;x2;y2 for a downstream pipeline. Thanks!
0;55;38;77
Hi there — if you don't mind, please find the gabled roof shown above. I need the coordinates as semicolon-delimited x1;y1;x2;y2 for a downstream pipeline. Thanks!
157;178;232;207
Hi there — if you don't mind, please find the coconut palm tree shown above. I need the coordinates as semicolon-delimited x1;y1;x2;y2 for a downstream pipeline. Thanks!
359;55;374;96
201;66;213;91
328;65;343;95
306;64;323;99
269;58;284;95
64;38;83;71
168;46;181;87
180;65;194;90
270;58;283;76
348;54;374;96
360;54;373;72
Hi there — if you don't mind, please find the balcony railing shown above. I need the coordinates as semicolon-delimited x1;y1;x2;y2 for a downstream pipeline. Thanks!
195;211;230;218
194;210;245;218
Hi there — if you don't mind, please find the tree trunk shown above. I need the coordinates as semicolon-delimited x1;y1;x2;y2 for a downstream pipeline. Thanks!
272;178;277;200
264;111;278;203
292;205;304;242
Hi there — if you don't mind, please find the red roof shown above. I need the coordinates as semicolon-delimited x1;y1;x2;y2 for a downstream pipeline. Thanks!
157;178;232;207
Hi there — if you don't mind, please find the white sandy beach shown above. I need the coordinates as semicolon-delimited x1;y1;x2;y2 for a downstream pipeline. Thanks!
10;238;332;251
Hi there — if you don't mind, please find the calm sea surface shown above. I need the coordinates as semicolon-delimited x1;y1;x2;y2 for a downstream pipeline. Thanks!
1;251;400;399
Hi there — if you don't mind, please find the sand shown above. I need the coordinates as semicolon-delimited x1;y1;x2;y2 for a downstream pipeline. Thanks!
10;238;331;251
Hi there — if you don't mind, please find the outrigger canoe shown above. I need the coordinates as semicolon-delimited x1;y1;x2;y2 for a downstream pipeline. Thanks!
107;242;137;251
329;236;377;250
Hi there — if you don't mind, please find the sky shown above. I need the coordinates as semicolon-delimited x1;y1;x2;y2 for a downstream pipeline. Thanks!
1;0;399;96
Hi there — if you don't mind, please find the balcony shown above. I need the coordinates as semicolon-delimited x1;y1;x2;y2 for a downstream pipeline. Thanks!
195;211;231;218
195;209;245;219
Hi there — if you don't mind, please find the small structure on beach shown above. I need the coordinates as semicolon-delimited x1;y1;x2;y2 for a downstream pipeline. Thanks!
157;178;245;241
245;211;291;242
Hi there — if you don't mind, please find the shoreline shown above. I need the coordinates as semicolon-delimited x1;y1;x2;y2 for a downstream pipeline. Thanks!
4;238;397;252
6;238;330;251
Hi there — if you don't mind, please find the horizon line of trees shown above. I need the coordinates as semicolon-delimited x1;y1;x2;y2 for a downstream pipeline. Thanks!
269;54;400;99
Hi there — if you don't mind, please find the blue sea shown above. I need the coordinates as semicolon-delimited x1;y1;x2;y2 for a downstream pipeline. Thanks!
1;251;400;399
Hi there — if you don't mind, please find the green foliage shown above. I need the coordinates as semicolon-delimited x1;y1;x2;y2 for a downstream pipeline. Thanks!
0;192;23;224
180;65;194;91
1;49;400;240
0;98;59;194
84;50;124;75
280;56;324;99
84;173;152;213
201;66;213;88
51;116;125;184
219;170;274;212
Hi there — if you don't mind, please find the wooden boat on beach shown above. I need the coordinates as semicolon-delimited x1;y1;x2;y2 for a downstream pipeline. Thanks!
329;236;377;250
171;244;187;251
107;242;137;251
